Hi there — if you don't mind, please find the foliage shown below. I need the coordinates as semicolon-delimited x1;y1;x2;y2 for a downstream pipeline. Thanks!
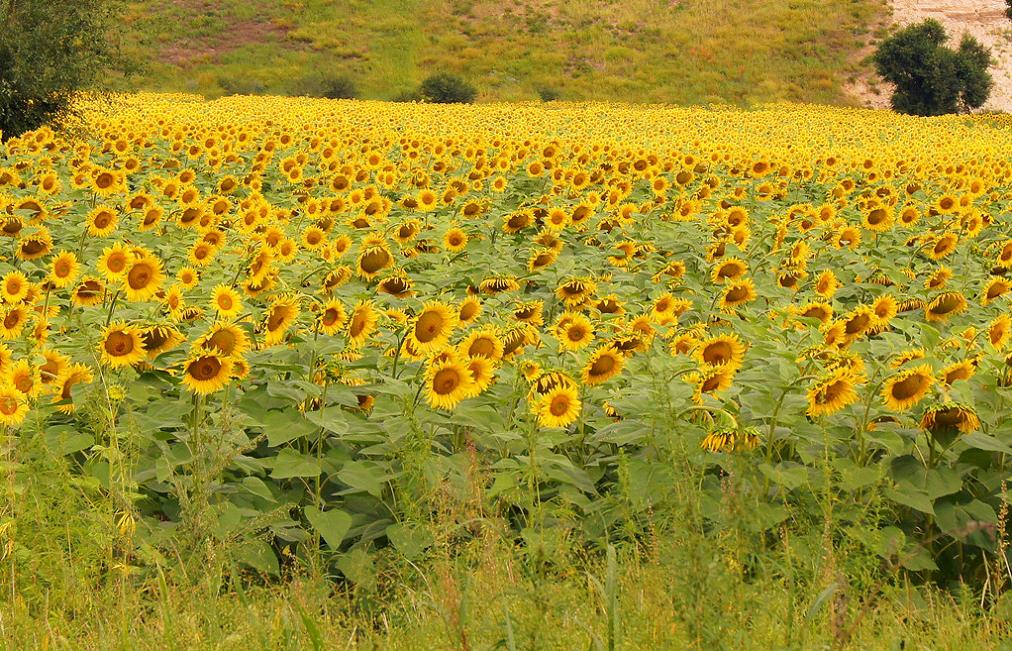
0;0;123;138
292;73;358;100
119;0;884;104
873;19;993;116
537;87;561;102
1006;0;1012;22
418;73;476;103
1;97;1012;631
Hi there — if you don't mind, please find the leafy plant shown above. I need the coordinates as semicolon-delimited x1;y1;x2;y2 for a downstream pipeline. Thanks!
418;73;477;103
873;19;993;115
0;0;124;138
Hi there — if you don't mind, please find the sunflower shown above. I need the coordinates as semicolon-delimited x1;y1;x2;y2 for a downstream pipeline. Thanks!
686;365;735;402
86;205;119;237
920;402;980;435
806;371;859;417
461;328;503;361
1;271;29;304
555;277;597;307
49;251;79;289
357;241;393;280
556;312;595;351
444;227;469;252
719;279;756;311
377;273;414;298
8;359;40;398
196;322;250;358
182;353;233;395
424;357;473;410
263;295;301;346
317;299;347;335
53;363;93;413
815;270;840;298
99;322;147;368
711;257;748;284
990;315;1012;350
925;292;967;322
458;297;482;324
72;277;105;307
123;254;164;302
871;295;898;328
0;306;28;340
410;301;457;354
141;325;186;360
982;278;1011;306
940;359;976;386
882;364;933;412
210;284;243;318
535;385;582;428
347;300;378;348
464;356;496;397
0;383;28;426
582;345;624;386
926;233;958;260
694;333;745;370
701;427;761;453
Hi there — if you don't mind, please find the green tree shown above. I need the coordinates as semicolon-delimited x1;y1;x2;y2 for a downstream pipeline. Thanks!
418;73;477;104
0;0;123;138
873;19;992;116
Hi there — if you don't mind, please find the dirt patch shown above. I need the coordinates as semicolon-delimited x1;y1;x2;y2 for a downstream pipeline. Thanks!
852;1;1012;111
159;1;291;67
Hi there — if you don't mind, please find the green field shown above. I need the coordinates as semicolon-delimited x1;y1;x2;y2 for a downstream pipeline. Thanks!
119;0;886;103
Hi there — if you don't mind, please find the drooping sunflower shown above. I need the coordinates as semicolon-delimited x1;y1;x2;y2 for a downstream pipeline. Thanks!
122;254;164;302
882;364;934;412
181;353;233;395
262;295;301;346
920;402;980;435
925;292;967;323
210;284;243;318
356;238;394;280
72;277;105;307
581;345;625;386
940;359;976;386
711;257;748;284
424;357;473;410
196;322;250;358
982;278;1012;306
141;325;186;360
347;300;379;348
686;365;735;402
99;322;147;368
806;371;859;417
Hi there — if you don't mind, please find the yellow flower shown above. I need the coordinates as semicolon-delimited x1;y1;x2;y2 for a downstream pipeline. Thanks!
409;301;457;354
806;371;858;417
210;284;243;318
99;323;147;368
882;364;933;412
424;357;473;410
49;251;79;289
535;385;582;428
0;383;28;427
182;354;233;395
581;345;624;386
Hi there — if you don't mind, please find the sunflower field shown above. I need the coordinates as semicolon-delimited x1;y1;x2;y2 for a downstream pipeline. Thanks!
1;94;1011;599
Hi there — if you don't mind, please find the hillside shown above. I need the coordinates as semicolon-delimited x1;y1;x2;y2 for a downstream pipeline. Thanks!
119;0;886;104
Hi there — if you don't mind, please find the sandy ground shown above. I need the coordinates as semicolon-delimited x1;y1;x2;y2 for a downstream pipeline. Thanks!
850;0;1012;112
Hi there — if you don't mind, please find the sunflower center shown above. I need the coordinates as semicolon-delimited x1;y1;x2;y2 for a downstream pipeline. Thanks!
128;264;153;289
322;308;340;326
209;330;236;355
190;357;222;381
105;331;135;356
4;311;21;329
218;294;234;310
0;395;18;416
891;374;928;400
433;368;461;395
415;312;445;343
550;395;570;416
590;355;616;376
469;338;495;358
702;342;732;365
567;325;587;342
360;249;391;274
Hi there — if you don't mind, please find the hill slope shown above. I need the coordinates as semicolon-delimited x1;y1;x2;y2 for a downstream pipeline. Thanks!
120;0;885;104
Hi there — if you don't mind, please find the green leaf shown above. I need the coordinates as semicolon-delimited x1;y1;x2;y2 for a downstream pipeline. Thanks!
262;410;317;447
884;486;933;514
270;448;322;479
236;540;279;575
305;506;352;550
962;432;1012;455
303;406;350;434
336;461;385;496
337;548;375;589
386;523;434;560
758;462;809;490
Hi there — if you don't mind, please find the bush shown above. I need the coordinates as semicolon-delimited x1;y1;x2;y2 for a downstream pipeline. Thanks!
1006;0;1012;21
873;19;992;116
292;73;358;100
537;87;562;102
418;73;476;104
0;0;123;138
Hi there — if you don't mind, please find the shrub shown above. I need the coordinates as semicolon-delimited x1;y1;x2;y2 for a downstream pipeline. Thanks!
418;73;477;104
537;87;562;102
0;0;123;138
873;19;992;116
1006;0;1012;21
293;73;358;100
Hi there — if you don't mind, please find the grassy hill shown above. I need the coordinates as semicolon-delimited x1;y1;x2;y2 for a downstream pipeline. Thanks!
120;0;886;104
